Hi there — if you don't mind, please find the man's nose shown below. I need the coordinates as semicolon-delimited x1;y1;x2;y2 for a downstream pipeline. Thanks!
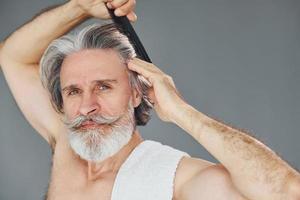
78;93;100;116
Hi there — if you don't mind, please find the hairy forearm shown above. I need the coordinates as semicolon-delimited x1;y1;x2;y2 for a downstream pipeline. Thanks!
173;103;300;200
1;1;89;64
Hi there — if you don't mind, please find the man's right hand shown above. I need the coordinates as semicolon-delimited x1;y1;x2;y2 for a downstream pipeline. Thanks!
75;0;137;22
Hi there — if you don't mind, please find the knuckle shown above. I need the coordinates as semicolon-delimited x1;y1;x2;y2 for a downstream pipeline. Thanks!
118;6;125;12
110;1;116;7
148;63;155;68
162;74;170;81
166;75;173;80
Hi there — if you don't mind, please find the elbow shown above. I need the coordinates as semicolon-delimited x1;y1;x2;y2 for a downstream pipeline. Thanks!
0;41;7;67
0;42;3;66
0;41;12;67
286;174;300;200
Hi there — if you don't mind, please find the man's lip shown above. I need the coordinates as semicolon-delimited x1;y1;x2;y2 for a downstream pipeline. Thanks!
81;121;97;126
79;121;106;129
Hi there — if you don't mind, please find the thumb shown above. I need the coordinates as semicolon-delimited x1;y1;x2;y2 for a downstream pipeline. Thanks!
126;11;137;22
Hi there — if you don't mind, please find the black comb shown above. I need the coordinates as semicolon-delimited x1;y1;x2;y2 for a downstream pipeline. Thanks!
106;6;152;63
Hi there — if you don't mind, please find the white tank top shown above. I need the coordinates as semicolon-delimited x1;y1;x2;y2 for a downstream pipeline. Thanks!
111;140;190;200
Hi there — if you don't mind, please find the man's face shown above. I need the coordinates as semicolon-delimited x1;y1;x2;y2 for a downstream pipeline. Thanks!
60;49;140;162
60;49;134;120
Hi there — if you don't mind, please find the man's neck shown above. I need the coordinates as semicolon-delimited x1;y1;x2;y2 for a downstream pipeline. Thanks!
85;130;143;182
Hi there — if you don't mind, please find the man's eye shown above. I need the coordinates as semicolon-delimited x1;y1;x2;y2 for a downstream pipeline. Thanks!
68;90;79;96
97;84;111;91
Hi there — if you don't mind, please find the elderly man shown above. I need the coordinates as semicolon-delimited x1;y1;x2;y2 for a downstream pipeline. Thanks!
0;0;299;200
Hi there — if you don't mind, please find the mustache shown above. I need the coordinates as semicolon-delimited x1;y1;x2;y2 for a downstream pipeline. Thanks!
64;114;120;131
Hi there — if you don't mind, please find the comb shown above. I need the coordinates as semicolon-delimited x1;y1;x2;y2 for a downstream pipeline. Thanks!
106;6;152;63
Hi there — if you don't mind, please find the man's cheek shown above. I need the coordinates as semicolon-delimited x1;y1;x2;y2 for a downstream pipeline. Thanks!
100;103;123;116
63;100;80;116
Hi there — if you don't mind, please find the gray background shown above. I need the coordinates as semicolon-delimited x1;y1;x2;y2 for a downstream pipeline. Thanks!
0;0;299;199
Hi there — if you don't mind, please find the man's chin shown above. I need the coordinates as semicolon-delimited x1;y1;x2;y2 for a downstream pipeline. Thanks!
68;127;133;163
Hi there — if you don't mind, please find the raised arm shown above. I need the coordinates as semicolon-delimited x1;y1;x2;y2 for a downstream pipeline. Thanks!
0;0;136;149
128;58;300;200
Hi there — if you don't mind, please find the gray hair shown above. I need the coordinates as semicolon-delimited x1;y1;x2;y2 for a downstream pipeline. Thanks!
40;23;153;126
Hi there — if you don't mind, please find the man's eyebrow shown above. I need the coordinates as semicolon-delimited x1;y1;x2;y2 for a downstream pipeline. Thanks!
92;79;118;85
61;79;118;92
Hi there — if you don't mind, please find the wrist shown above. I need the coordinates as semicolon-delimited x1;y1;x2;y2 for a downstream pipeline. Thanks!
170;101;205;135
169;99;192;124
64;1;90;22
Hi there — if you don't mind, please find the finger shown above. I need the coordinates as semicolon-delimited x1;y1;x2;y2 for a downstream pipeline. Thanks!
128;61;153;79
147;89;156;103
167;75;176;88
137;74;152;87
128;60;157;84
130;58;163;74
126;11;137;22
106;2;113;9
108;0;127;8
114;0;136;16
128;59;159;77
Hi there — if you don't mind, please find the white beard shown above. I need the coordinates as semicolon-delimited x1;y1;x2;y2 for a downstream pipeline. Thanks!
66;101;135;162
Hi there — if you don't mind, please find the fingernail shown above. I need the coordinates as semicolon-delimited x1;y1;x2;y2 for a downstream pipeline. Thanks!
106;2;112;9
131;13;137;22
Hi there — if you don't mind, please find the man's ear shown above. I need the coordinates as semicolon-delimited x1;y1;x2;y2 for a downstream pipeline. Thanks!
131;87;142;108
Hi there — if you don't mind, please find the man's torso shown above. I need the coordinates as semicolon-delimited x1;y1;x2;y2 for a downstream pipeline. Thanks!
45;134;203;200
46;134;117;200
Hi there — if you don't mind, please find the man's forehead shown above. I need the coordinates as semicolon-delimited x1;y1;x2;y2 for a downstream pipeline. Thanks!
62;49;125;69
60;49;129;86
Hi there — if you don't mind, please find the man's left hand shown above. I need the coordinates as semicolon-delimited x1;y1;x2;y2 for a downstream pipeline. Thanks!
128;58;187;122
75;0;137;22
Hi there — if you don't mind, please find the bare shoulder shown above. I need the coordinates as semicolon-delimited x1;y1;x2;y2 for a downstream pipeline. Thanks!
173;157;248;200
173;156;214;199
